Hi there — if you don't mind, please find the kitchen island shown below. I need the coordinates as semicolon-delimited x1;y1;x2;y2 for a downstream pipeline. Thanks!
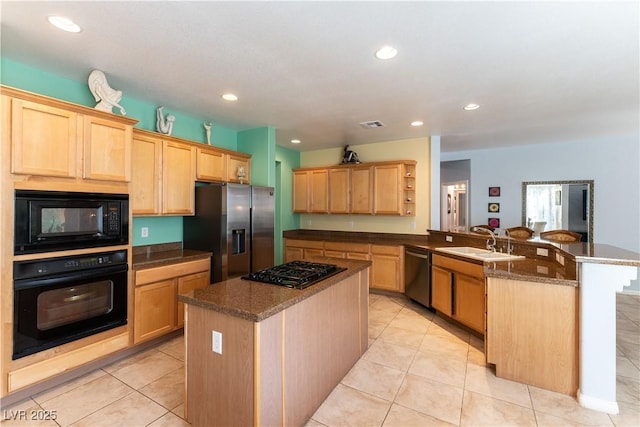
178;258;370;427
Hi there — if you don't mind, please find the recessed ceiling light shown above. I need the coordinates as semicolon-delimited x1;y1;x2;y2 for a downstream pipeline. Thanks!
410;121;424;127
47;16;81;33
375;45;398;60
221;93;238;101
291;139;301;144
463;103;480;111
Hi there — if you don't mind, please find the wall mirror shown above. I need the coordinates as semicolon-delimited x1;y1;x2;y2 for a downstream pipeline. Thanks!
522;180;594;243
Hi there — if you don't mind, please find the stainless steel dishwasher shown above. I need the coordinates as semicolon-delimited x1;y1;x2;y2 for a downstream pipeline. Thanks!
404;245;432;308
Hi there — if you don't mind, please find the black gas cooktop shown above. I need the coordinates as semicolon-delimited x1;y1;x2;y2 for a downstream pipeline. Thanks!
242;261;346;289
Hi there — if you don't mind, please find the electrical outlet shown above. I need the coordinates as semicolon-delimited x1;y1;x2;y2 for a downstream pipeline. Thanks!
446;235;453;242
212;331;222;354
141;227;149;238
536;247;549;257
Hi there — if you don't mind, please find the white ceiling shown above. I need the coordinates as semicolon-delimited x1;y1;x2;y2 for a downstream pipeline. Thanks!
1;1;638;152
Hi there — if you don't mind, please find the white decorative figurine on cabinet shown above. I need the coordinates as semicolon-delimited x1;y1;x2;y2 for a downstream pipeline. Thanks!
204;122;212;145
156;107;175;136
87;69;126;115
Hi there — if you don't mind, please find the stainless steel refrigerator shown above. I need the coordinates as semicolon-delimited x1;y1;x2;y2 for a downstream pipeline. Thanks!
183;183;275;284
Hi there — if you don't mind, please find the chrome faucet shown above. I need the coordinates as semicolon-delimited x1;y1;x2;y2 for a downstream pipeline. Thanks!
504;229;514;254
472;226;497;252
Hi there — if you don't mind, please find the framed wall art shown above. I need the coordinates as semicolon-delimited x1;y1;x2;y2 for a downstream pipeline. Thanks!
488;218;500;229
488;203;500;213
489;186;501;197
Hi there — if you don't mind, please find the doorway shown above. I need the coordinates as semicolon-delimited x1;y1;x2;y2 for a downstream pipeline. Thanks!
441;181;469;232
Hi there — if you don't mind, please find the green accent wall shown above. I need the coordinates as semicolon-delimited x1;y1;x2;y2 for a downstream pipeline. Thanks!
275;145;301;263
238;127;276;187
1;58;299;253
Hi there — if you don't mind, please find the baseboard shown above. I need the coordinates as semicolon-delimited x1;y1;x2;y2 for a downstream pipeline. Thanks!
577;389;619;414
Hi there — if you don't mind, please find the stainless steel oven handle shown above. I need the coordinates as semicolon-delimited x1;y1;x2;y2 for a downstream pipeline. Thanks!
406;251;430;259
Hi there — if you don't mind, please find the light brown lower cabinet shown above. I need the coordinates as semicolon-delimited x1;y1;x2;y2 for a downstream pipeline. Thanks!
134;259;209;344
284;238;324;261
370;244;404;292
283;239;402;292
431;254;485;334
486;277;578;395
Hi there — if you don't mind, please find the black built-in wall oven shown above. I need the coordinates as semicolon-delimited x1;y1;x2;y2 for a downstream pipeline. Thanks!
13;190;129;360
13;250;128;359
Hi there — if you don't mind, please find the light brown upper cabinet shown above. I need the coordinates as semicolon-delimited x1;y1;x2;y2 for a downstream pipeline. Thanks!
162;140;195;215
196;146;226;182
292;170;310;212
132;129;195;216
226;152;251;184
292;168;329;213
373;162;416;216
292;161;415;216
350;165;373;214
6;88;136;182
82;116;132;182
329;167;350;214
132;132;162;215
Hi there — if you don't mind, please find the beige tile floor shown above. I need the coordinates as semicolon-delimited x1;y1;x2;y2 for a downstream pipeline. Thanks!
2;293;639;427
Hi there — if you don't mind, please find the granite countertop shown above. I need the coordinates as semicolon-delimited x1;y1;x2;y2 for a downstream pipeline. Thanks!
178;258;371;322
407;243;578;285
132;242;211;270
548;242;640;267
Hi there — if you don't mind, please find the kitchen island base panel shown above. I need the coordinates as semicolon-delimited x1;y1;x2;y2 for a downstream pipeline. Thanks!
185;268;369;427
486;277;578;396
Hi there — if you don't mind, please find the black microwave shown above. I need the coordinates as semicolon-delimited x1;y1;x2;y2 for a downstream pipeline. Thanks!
15;190;129;254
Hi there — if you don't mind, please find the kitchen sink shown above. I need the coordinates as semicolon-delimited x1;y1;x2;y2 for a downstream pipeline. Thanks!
435;246;526;262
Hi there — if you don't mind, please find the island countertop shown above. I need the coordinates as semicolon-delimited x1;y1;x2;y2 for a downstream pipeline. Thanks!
179;258;371;322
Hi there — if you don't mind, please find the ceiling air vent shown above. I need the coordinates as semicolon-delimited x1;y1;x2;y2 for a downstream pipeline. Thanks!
359;120;385;129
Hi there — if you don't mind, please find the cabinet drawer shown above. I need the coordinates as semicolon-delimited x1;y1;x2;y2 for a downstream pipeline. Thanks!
371;244;402;256
432;254;484;278
135;258;210;286
285;239;324;249
324;241;369;253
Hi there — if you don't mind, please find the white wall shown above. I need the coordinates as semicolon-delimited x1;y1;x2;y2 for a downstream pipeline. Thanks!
299;137;430;234
441;135;640;253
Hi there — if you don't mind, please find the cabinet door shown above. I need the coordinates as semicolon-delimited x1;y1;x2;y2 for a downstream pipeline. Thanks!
11;98;78;178
285;246;304;262
370;245;403;292
304;248;324;259
292;171;310;212
83;115;132;182
227;153;250;184
134;280;176;343
196;147;226;182
163;141;195;215
131;134;162;215
309;169;329;213
431;266;453;316
373;164;402;214
454;274;485;334
176;271;210;327
329;168;349;214
350;166;372;214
